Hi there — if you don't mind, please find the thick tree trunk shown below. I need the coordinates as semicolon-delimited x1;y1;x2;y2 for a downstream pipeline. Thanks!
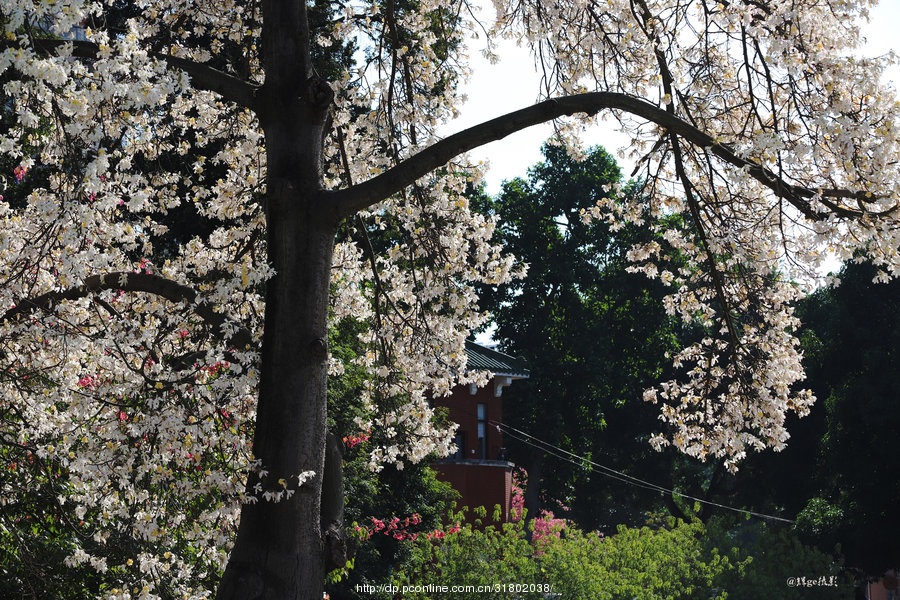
216;177;336;600
215;2;339;598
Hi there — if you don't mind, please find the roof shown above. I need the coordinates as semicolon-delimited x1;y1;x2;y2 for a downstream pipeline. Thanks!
465;340;530;379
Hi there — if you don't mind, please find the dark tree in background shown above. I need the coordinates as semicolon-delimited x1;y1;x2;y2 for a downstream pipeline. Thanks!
476;144;713;531
792;261;900;574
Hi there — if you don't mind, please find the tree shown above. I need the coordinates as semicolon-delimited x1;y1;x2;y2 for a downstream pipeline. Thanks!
792;259;900;574
398;511;848;600
2;1;900;599
475;142;689;531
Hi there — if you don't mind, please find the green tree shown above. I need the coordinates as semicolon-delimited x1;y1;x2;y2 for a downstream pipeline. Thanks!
792;260;900;574
709;520;849;600
476;143;704;531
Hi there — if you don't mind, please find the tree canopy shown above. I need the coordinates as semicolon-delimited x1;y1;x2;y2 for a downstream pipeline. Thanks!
2;1;900;599
475;143;688;530
792;260;900;573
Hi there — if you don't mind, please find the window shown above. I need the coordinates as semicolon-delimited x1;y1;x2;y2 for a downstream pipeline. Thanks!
452;431;466;460
477;403;487;459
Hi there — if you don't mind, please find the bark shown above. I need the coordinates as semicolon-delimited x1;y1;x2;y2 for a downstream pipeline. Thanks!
523;452;544;542
215;177;336;600
216;3;337;599
697;460;727;523
331;92;885;221
25;38;261;111
322;432;354;573
0;272;252;351
663;494;692;523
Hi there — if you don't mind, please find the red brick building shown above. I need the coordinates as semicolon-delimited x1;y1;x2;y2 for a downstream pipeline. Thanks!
433;341;529;522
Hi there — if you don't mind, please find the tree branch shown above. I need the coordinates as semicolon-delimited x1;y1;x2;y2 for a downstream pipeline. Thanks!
162;54;260;111
25;38;260;112
330;91;885;221
2;272;253;351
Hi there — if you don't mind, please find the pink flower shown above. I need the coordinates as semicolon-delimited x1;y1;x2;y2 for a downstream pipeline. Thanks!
342;431;371;448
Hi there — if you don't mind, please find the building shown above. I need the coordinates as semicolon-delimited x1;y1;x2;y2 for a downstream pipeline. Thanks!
433;340;529;522
863;571;899;600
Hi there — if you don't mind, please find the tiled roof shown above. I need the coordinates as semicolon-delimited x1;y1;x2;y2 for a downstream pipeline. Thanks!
465;340;530;378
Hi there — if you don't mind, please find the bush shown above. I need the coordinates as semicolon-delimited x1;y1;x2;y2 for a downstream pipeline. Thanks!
539;519;739;600
393;507;544;600
390;512;852;600
395;513;738;599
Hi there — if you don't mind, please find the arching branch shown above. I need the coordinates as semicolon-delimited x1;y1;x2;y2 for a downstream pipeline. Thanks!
330;91;887;221
2;272;253;351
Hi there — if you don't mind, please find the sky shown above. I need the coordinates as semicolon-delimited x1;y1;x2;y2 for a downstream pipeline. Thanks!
449;1;900;196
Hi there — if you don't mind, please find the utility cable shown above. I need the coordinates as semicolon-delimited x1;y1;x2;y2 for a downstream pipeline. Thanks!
493;419;796;524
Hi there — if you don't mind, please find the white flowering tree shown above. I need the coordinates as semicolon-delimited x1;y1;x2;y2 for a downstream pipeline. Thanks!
1;1;898;599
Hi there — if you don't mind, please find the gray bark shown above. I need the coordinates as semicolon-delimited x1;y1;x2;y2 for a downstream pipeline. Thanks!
215;2;336;598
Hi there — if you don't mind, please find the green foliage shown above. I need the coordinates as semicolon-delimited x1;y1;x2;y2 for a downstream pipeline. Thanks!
334;457;457;599
795;498;844;538
709;520;850;600
539;520;738;600
790;260;900;573
474;142;699;530
393;510;544;600
0;486;103;600
391;513;849;600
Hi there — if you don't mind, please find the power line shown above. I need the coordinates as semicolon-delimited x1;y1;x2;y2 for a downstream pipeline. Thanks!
493;419;795;524
500;428;666;495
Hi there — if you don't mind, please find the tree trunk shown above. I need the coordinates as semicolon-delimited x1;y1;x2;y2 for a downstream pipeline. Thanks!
697;460;726;523
216;177;336;600
523;452;544;541
215;2;339;598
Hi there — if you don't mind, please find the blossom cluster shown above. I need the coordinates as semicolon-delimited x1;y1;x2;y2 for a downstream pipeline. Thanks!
353;513;461;543
510;470;568;543
528;0;900;470
342;431;371;449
